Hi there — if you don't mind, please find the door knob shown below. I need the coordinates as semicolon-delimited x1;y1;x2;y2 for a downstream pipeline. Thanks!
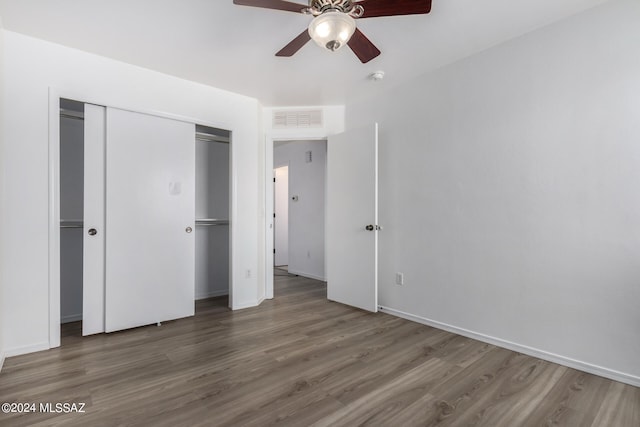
365;225;374;231
88;228;97;236
185;227;193;233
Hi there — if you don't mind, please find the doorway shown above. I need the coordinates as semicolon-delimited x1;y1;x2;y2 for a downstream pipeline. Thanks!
59;99;85;338
271;140;327;289
195;126;231;302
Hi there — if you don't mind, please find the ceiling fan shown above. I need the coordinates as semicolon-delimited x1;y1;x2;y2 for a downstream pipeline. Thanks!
233;0;432;63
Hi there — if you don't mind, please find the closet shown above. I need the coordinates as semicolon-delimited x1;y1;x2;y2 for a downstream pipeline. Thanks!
59;99;85;326
195;126;231;300
58;99;230;338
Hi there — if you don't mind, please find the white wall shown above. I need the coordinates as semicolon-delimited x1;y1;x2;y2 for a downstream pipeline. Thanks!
0;18;6;370
0;31;263;357
274;140;327;280
256;106;266;304
345;0;640;386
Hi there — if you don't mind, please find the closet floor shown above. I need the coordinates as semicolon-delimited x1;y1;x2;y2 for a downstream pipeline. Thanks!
0;276;638;426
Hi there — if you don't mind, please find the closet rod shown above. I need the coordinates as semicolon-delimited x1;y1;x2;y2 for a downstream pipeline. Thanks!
195;132;230;144
195;219;229;226
60;220;83;229
60;114;84;121
60;109;84;121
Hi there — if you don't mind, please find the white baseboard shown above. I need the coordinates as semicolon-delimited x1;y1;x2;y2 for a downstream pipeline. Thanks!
5;341;50;358
287;269;326;282
379;306;640;388
61;313;82;324
0;351;5;372
195;290;229;300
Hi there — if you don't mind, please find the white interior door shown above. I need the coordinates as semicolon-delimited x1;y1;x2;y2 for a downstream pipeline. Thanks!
83;104;106;335
327;123;378;312
105;108;195;333
274;166;289;267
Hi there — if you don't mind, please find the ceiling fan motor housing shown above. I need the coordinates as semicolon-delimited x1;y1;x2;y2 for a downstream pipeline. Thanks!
308;0;363;17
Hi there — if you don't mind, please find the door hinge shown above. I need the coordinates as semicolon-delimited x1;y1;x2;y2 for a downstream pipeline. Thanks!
273;178;276;182
273;249;276;254
273;213;276;218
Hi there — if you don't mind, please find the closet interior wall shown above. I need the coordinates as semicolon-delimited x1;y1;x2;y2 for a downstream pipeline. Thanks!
195;126;230;300
59;99;84;324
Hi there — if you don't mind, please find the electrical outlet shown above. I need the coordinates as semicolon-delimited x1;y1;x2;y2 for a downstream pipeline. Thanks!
246;269;252;278
396;272;404;286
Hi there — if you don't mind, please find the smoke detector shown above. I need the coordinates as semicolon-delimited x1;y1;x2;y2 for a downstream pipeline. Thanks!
369;71;385;81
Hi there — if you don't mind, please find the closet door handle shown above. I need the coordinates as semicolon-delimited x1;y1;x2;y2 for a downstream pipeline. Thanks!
88;228;98;236
185;227;193;233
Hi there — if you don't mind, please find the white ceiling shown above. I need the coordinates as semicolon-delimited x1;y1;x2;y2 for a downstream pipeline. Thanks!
0;0;609;106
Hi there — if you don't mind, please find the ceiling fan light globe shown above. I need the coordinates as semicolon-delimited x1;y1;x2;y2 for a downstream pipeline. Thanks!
315;22;331;38
308;11;356;53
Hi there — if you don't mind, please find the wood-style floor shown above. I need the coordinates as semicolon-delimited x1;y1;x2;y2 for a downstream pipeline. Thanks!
0;275;638;426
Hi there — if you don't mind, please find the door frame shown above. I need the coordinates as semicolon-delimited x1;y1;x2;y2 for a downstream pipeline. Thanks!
264;135;328;299
48;87;236;348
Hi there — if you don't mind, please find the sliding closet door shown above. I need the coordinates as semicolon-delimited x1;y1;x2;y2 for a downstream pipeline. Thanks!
105;108;195;333
83;104;106;336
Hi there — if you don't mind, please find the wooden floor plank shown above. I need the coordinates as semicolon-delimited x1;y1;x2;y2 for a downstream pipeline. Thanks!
522;369;611;426
0;275;637;426
590;382;640;427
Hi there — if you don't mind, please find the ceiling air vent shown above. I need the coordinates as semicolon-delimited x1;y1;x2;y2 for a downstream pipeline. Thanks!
273;110;323;129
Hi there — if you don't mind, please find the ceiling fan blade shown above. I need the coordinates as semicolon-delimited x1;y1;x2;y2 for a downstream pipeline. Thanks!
233;0;307;14
356;0;432;18
276;30;312;57
347;28;381;64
